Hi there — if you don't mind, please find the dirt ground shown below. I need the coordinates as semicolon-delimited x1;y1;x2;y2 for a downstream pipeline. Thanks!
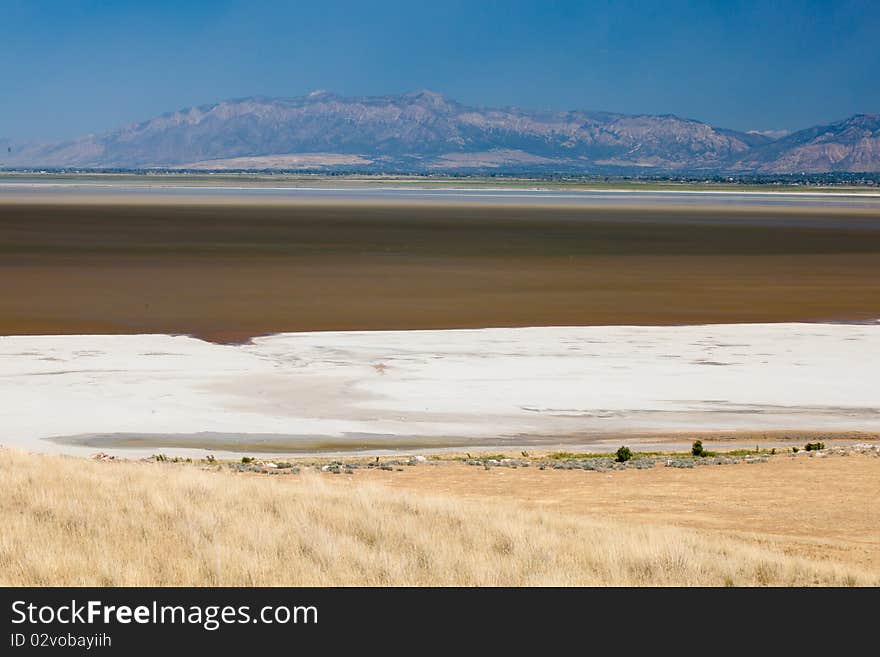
345;453;880;572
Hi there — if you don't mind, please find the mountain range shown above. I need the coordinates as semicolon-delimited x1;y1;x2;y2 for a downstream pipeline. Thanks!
2;90;878;174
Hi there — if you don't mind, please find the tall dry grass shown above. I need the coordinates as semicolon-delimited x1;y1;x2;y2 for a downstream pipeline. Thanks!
0;448;873;586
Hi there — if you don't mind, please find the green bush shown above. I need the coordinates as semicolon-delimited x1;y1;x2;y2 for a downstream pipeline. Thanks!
615;446;632;463
792;446;799;453
241;456;253;464
692;440;707;457
804;442;825;452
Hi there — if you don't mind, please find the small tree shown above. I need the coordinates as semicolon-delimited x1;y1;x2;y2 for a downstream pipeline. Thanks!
616;446;632;463
692;440;707;457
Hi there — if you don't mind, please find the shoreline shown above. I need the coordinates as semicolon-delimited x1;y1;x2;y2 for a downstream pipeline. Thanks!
40;429;880;460
2;171;879;196
3;323;878;458
3;182;880;198
27;432;879;462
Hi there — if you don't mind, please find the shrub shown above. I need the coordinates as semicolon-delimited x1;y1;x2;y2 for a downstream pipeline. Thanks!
792;446;799;453
804;442;826;452
615;446;632;463
241;456;253;464
692;440;707;457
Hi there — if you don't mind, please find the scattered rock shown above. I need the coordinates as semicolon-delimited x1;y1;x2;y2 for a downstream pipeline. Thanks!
834;443;880;456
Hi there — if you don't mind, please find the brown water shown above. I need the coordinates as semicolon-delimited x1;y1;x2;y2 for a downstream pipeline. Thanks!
1;195;879;342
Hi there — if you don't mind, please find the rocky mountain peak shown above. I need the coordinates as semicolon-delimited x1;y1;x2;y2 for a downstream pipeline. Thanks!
1;92;877;173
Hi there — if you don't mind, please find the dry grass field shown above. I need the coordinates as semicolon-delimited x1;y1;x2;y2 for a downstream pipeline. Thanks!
1;447;876;586
356;450;880;572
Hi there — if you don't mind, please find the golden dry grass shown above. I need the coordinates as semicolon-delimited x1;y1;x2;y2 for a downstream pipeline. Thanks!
0;448;875;586
356;451;880;571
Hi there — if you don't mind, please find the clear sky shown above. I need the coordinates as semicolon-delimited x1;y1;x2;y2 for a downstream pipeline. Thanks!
2;0;878;140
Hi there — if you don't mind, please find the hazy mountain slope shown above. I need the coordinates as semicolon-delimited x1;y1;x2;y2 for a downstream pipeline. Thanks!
1;91;876;173
733;114;880;173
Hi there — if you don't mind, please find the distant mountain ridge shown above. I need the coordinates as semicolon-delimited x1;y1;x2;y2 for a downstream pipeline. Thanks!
732;113;880;173
2;91;878;173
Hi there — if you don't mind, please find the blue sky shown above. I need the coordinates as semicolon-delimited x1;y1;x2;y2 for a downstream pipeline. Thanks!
2;0;878;140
